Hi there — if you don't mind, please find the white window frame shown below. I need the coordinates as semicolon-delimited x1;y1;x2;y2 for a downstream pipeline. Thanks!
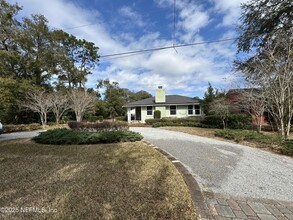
170;105;176;115
188;105;193;115
146;106;153;115
194;105;200;115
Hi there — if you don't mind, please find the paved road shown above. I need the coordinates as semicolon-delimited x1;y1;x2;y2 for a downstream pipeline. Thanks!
130;127;293;202
0;131;41;141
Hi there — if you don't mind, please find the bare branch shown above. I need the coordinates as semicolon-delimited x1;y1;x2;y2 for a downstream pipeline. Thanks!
68;89;97;122
48;91;70;124
20;90;52;126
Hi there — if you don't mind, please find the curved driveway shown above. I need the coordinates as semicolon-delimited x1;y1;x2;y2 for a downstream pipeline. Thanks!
0;131;41;141
130;127;293;202
2;128;293;202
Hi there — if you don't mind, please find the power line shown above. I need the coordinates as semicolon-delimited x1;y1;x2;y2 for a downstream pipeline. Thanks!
100;51;148;62
173;0;176;46
100;37;238;59
63;23;97;30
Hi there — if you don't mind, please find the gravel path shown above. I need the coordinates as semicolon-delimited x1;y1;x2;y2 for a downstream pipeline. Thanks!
130;127;293;202
0;131;41;141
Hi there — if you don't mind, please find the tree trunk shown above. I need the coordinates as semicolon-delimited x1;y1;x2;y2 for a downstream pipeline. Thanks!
76;113;82;122
285;120;291;139
55;112;60;125
40;113;45;128
256;115;262;133
44;112;47;125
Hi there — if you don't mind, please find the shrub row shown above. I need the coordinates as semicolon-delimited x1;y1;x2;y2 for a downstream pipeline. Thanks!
145;114;251;129
33;128;143;145
145;117;202;126
68;121;129;132
3;123;42;133
152;122;202;128
214;129;279;145
202;114;252;129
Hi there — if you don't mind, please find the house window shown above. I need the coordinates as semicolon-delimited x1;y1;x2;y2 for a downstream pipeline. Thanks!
188;105;193;115
147;106;153;115
194;105;200;115
170;105;176;115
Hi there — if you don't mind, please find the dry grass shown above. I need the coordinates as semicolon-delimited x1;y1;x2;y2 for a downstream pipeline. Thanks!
0;139;197;220
162;126;222;139
128;123;151;127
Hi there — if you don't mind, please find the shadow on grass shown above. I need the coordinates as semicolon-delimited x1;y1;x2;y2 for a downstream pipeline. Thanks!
0;140;196;220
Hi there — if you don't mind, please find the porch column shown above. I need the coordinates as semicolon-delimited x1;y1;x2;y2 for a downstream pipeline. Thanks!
127;108;131;123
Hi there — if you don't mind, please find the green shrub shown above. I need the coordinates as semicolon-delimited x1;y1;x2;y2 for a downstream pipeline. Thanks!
33;128;143;145
3;123;42;133
201;115;223;128
145;117;201;126
145;118;168;125
214;129;279;144
152;122;202;128
68;121;129;131
202;114;252;129
281;140;293;156
115;116;127;121
154;110;161;119
227;114;252;129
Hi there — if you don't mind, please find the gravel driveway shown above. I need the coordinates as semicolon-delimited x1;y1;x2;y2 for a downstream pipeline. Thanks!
0;131;41;141
130;127;293;202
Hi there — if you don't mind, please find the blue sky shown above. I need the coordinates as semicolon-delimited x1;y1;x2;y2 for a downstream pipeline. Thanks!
9;0;248;98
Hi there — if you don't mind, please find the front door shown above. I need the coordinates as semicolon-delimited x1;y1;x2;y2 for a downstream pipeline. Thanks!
135;107;141;121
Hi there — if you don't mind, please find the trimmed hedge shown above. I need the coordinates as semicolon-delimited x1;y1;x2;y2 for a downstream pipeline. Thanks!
33;128;143;145
152;122;202;128
68;121;129;131
202;114;252;129
145;117;202;126
201;115;222;128
3;123;42;133
154;110;161;119
115;116;127;121
227;114;252;129
145;115;251;129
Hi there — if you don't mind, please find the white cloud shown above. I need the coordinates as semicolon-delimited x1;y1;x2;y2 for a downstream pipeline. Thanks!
9;0;242;97
177;5;210;42
118;6;145;27
210;0;249;27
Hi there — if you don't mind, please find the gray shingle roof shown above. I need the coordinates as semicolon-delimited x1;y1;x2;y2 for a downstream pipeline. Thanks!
123;95;200;107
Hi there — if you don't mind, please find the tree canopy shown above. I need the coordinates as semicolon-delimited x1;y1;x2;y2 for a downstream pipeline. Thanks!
237;0;293;53
0;0;99;88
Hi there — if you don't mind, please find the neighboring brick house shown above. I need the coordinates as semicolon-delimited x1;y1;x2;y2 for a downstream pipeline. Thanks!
226;89;271;127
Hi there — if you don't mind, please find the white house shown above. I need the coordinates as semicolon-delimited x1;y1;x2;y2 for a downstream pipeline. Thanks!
123;86;203;123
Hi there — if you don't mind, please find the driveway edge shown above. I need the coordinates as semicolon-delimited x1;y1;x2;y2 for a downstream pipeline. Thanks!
143;140;213;220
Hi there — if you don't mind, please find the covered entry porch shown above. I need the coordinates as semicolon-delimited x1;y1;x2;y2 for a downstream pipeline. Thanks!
127;107;142;122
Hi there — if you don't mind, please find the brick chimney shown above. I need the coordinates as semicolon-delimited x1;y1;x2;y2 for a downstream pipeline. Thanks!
155;86;166;103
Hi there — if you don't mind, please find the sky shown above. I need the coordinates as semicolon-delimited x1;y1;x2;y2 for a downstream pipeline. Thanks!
8;0;248;98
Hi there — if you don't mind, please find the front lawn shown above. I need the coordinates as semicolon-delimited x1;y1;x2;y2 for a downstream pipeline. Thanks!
0;139;197;220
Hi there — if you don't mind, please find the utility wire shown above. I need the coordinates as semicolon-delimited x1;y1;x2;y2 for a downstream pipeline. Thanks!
63;23;97;30
100;37;238;59
173;0;176;46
